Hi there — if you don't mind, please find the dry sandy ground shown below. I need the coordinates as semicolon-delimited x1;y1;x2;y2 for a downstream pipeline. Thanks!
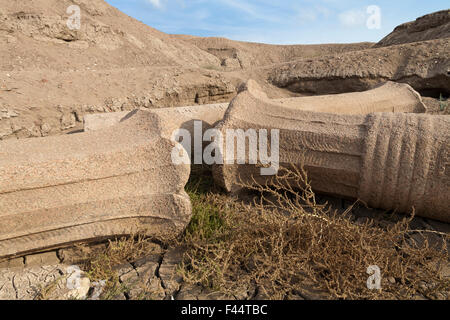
0;0;449;300
2;1;447;141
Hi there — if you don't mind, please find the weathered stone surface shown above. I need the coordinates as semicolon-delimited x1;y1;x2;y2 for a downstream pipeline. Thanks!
213;81;450;222
83;111;131;132
84;103;229;134
0;264;90;300
25;251;60;267
0;257;24;269
84;104;230;164
84;81;425;134
58;243;108;265
0;110;191;259
275;81;426;114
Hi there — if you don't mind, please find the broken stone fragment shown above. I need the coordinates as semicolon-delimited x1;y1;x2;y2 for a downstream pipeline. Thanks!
83;103;229;134
0;263;91;300
84;110;131;132
0;110;191;259
84;104;231;163
212;81;449;222
0;108;19;120
83;80;425;135
274;81;427;114
60;112;77;130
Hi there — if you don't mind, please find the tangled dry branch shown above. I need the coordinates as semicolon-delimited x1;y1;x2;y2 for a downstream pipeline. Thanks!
180;166;449;300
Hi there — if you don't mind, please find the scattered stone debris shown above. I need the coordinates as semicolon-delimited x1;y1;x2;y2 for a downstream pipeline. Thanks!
0;0;448;301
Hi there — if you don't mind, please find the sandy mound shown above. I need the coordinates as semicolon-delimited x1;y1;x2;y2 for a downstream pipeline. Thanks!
265;10;449;96
0;0;242;140
173;35;372;69
376;10;450;47
0;0;220;70
267;38;449;96
1;1;448;142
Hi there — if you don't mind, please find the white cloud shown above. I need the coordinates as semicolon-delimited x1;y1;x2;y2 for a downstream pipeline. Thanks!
298;5;331;23
298;9;318;22
338;9;366;27
315;5;331;18
217;0;281;23
147;0;162;8
193;9;209;21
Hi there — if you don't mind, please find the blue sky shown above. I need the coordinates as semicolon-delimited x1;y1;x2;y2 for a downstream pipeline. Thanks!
105;0;449;44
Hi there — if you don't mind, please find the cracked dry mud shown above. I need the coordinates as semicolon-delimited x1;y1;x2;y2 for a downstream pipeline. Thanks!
1;198;448;301
0;1;449;301
0;246;313;301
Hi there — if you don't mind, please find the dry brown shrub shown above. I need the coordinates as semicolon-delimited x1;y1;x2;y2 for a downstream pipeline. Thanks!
81;233;158;280
77;233;162;299
180;166;449;300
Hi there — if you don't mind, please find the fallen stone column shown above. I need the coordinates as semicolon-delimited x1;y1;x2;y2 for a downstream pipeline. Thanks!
0;110;191;259
274;81;427;114
213;82;449;222
84;103;229;134
83;80;426;133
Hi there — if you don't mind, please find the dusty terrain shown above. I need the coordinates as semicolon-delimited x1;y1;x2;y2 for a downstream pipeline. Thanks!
0;0;449;300
375;9;450;47
3;1;447;142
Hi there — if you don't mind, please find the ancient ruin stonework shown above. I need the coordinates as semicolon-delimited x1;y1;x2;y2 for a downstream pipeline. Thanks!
275;81;426;114
84;80;426;135
0;110;191;259
213;82;450;222
84;103;229;136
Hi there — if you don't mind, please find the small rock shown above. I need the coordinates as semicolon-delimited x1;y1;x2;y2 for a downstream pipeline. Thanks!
25;251;60;267
40;123;51;136
60;112;76;130
0;264;92;300
0;257;25;269
89;280;107;300
66;275;90;300
8;110;18;117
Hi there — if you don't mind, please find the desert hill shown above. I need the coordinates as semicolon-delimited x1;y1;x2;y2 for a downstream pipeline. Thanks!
263;10;450;97
267;38;449;96
376;9;450;47
0;1;449;142
0;2;449;302
0;0;237;140
172;35;372;69
0;0;221;71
